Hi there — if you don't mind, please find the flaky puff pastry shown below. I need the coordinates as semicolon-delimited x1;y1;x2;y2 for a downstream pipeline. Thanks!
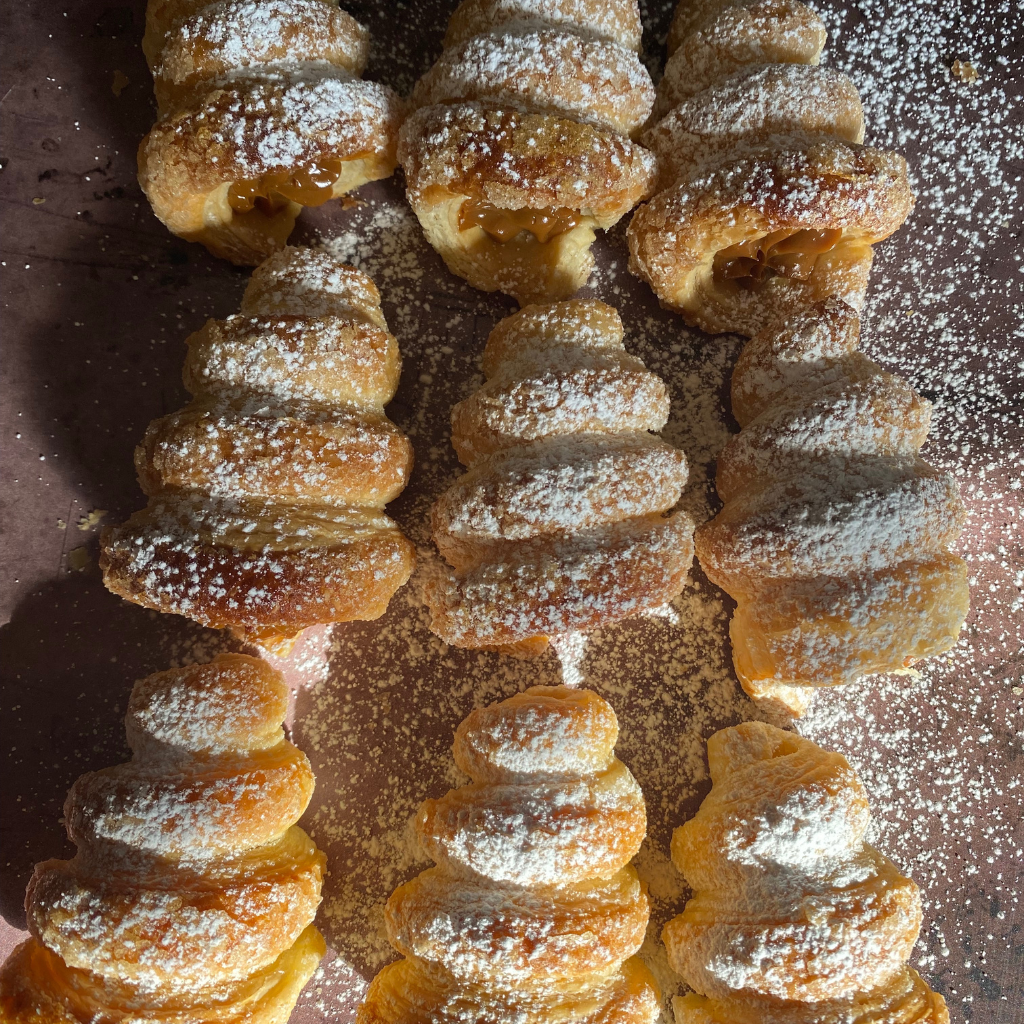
694;299;969;716
427;299;694;654
0;654;326;1024
398;0;657;304
102;246;415;652
628;0;912;336
664;723;949;1024
139;0;402;264
359;685;660;1024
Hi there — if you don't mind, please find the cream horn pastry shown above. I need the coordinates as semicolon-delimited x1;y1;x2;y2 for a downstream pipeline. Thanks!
0;654;326;1024
398;0;658;305
359;685;660;1023
665;722;950;1023
695;298;969;717
628;0;913;336
140;0;403;264
102;246;415;652
427;299;694;655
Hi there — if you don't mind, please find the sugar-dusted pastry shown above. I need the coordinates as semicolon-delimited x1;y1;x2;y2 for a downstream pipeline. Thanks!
0;654;326;1024
398;0;658;304
427;299;694;654
695;298;969;716
664;722;950;1023
102;246;415;651
658;0;829;121
359;685;660;1023
628;0;913;336
139;0;403;264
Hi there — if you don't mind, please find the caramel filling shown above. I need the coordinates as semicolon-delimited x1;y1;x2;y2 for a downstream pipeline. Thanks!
228;158;344;215
458;198;581;244
713;228;844;285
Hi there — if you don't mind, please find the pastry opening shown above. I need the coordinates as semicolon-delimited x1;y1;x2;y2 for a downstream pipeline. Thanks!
458;197;581;244
713;228;843;287
228;158;345;215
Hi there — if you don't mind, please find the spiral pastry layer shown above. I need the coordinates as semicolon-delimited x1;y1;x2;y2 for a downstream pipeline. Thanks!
427;299;694;653
398;0;657;304
628;0;913;335
140;0;403;264
665;722;949;1023
694;298;969;716
359;685;660;1023
102;246;415;651
0;654;326;1024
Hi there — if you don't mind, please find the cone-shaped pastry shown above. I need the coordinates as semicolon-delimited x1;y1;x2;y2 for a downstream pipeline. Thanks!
664;722;950;1023
398;0;658;305
427;299;695;654
628;0;913;336
695;298;969;716
139;0;403;264
0;654;326;1024
102;246;415;652
359;685;660;1023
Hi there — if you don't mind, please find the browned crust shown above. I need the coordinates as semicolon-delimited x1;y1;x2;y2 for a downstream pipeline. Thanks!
139;70;402;208
482;298;624;375
658;0;826;116
182;315;401;405
101;516;415;647
27;856;323;989
385;866;648;982
666;0;819;56
0;928;327;1024
152;0;370;114
358;955;660;1024
410;28;654;138
399;102;656;218
145;0;215;66
426;513;695;648
443;0;644;52
135;409;413;505
673;968;951;1024
627;137;914;333
642;64;864;190
632;137;913;259
138;70;402;263
730;296;861;426
450;363;670;464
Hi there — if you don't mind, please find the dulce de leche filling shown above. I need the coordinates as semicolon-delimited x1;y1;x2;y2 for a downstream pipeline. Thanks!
713;228;844;285
458;197;581;244
228;158;344;215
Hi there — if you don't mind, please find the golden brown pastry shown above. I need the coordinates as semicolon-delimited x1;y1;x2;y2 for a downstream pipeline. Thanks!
359;685;660;1023
427;299;695;654
140;0;403;264
628;0;913;335
694;298;969;716
398;0;658;304
658;0;828;121
665;722;950;1024
0;654;326;1024
102;246;415;651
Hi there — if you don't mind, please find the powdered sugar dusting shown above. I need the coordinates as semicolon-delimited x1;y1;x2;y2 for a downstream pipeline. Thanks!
360;686;656;1017
424;298;694;653
5;0;1017;1018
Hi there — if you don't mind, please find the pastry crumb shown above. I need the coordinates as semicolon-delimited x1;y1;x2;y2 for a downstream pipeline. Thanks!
67;547;91;571
77;508;108;530
950;59;979;84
